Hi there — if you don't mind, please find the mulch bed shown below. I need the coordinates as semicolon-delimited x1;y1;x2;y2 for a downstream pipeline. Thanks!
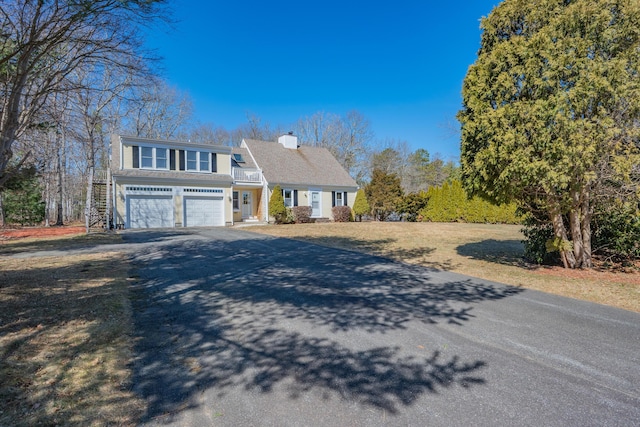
0;226;85;240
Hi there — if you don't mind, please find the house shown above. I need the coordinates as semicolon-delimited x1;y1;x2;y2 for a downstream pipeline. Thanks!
236;134;358;222
110;135;234;228
110;133;358;228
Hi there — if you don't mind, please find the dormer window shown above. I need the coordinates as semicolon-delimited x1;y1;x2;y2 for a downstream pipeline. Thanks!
139;146;169;170
233;153;245;163
186;150;211;172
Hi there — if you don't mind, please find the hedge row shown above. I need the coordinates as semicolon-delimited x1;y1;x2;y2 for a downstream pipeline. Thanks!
419;180;520;224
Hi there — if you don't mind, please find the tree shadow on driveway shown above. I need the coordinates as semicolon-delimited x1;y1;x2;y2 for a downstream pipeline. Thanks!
126;231;523;422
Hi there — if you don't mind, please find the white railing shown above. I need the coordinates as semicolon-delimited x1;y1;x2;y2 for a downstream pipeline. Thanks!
233;167;262;183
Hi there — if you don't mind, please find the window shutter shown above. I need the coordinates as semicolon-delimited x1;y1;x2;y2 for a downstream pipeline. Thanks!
170;150;176;170
293;190;298;207
179;150;185;171
332;191;336;207
132;145;139;168
344;192;348;206
211;153;217;173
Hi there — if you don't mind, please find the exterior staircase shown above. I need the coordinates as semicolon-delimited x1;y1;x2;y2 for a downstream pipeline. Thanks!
89;170;110;229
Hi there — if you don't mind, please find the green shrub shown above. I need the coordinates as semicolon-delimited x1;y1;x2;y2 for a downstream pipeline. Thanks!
332;206;352;222
397;192;428;222
521;214;557;264
2;173;45;226
419;180;520;224
352;189;370;221
269;185;287;224
592;203;640;263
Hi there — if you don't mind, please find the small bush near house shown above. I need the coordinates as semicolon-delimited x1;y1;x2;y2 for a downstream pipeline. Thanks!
269;185;287;224
332;206;352;222
292;206;313;223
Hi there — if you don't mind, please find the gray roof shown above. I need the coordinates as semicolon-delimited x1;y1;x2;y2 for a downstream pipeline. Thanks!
230;147;258;169
243;139;358;188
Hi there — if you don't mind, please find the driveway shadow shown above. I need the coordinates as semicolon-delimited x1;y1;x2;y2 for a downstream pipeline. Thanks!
127;231;523;421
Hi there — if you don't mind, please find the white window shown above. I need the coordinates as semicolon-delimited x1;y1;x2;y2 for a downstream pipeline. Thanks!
283;189;293;207
233;191;239;211
186;151;210;172
335;192;344;206
140;146;169;170
199;152;209;171
156;148;167;169
186;151;197;171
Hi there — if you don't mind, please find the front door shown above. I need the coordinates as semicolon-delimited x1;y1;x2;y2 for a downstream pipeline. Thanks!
242;191;252;218
310;190;321;217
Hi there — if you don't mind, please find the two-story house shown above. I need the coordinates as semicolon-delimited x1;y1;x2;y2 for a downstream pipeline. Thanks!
110;133;358;228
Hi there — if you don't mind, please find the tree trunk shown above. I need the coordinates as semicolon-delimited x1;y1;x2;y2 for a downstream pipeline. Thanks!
550;203;576;269
568;188;593;269
580;188;593;268
0;193;5;226
85;167;93;234
55;132;64;226
569;190;584;267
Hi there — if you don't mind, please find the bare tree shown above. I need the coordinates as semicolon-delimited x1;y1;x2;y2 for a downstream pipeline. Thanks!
187;122;232;145
127;79;193;140
232;112;284;143
71;64;132;232
0;0;167;188
295;110;374;183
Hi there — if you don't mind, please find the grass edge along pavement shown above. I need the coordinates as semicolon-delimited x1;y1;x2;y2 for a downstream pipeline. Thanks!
0;233;145;427
248;222;640;313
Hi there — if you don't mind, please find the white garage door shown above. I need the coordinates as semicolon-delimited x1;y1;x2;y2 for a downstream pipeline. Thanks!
128;196;174;228
184;196;224;227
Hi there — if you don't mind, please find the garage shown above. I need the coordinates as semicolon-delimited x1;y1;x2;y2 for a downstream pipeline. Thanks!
184;196;224;227
127;195;174;228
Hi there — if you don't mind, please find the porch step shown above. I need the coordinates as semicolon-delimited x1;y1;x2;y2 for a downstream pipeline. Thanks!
314;217;331;223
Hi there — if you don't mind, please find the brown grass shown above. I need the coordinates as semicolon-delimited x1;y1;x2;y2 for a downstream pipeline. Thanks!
0;235;144;426
248;222;640;313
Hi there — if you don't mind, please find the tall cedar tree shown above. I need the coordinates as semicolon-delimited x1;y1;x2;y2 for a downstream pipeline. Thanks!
458;0;640;268
365;169;403;221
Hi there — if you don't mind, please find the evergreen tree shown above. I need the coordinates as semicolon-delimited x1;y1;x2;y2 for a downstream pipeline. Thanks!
269;185;287;224
458;0;640;268
2;172;45;226
352;188;371;222
365;170;403;221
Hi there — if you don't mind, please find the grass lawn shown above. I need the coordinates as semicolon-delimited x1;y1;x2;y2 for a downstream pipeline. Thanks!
0;233;144;426
248;222;640;313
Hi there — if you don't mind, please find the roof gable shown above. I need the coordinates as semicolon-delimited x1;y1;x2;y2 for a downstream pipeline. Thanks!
243;139;358;188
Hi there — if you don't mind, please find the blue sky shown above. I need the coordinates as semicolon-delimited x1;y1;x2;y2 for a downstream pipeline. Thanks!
145;1;500;160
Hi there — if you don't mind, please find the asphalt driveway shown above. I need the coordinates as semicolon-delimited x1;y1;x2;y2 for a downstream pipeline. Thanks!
123;227;640;426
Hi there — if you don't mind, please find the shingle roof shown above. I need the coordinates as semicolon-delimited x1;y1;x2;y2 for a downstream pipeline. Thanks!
243;139;358;188
230;147;258;169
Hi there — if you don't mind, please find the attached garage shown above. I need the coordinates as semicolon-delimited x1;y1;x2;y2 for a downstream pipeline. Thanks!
127;195;174;228
184;196;224;227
